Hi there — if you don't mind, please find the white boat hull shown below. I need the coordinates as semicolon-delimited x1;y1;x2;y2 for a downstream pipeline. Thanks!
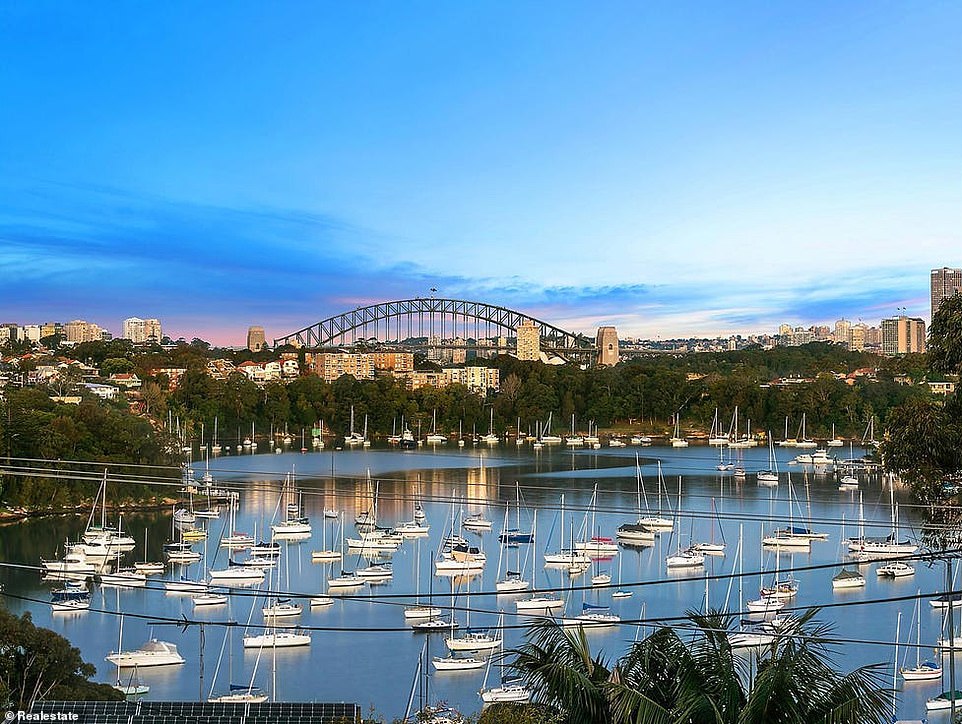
515;596;564;612
480;685;531;703
242;632;311;648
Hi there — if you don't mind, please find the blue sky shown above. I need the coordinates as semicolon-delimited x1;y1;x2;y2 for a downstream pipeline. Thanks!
1;2;960;344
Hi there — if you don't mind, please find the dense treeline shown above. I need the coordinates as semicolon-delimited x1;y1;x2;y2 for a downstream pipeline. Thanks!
881;294;962;507
0;609;124;706
0;337;939;507
0;388;169;507
140;345;929;446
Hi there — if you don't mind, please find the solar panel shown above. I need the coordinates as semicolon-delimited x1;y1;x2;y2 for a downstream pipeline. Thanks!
29;701;360;724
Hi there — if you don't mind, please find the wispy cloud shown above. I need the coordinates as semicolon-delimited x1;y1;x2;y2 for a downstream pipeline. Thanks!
0;180;941;344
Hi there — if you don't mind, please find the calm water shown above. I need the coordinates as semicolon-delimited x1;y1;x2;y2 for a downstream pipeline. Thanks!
0;443;953;720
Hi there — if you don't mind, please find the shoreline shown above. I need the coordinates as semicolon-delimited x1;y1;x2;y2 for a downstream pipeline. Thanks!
0;497;182;525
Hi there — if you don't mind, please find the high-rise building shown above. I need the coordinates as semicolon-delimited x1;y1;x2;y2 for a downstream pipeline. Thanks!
834;319;852;347
881;315;926;356
247;326;266;352
40;322;63;340
931;267;962;320
307;352;374;382
850;323;867;352
144;319;162;343
64;320;103;343
123;317;163;344
595;326;619;366
515;320;541;361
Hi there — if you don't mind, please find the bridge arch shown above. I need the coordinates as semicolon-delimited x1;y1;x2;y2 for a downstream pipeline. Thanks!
273;298;595;358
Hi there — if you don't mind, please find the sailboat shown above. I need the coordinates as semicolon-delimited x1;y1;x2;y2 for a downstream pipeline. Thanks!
479;613;530;703
539;412;563;444
756;434;779;486
444;578;501;652
432;586;485;670
498;482;533;544
262;562;302;618
328;514;368;589
761;480;812;550
81;471;137;552
481;407;499;444
669;412;689;447
405;538;443;620
210;416;222;455
827;423;844;447
544;495;590;565
516;511;565;613
495;505;530;592
311;512;342;562
611;553;633;599
271;471;312;537
573;485;618;556
692;498;726;554
133;528;166;575
707;408;728;446
901;591;942;681
636;461;674;532
617;455;657;545
208;629;267;702
795;413;817;448
564;413;583;447
665;478;704;569
847;484;918;556
345;405;366;445
425;409;447;444
112;664;149;699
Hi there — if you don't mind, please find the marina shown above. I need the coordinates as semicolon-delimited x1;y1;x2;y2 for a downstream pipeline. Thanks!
0;441;955;720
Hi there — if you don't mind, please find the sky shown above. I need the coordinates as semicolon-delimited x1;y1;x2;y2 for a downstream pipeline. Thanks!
1;2;960;345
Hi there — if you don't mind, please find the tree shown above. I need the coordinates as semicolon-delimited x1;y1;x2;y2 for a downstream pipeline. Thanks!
929;294;962;375
880;399;962;502
509;611;890;724
0;609;123;708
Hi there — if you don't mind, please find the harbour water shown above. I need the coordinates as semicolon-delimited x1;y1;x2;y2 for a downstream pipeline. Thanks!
0;443;952;720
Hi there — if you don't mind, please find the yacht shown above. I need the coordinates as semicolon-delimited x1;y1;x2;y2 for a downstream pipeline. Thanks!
106;639;185;667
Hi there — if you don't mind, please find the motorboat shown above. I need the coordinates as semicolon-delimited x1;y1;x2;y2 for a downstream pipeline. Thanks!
41;544;98;579
877;561;915;578
106;639;185;667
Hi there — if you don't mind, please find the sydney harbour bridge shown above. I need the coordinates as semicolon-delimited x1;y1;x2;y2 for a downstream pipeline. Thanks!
273;297;602;362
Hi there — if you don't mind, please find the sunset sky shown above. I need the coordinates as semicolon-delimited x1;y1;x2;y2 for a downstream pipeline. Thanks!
2;2;960;344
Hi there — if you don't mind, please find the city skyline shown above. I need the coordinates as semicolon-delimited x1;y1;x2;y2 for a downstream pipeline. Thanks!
1;3;960;345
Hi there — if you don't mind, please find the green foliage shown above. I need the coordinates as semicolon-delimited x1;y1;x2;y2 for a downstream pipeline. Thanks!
477;703;562;724
882;294;962;503
0;388;170;507
0;609;124;708
509;611;890;724
880;399;962;502
929;294;962;376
